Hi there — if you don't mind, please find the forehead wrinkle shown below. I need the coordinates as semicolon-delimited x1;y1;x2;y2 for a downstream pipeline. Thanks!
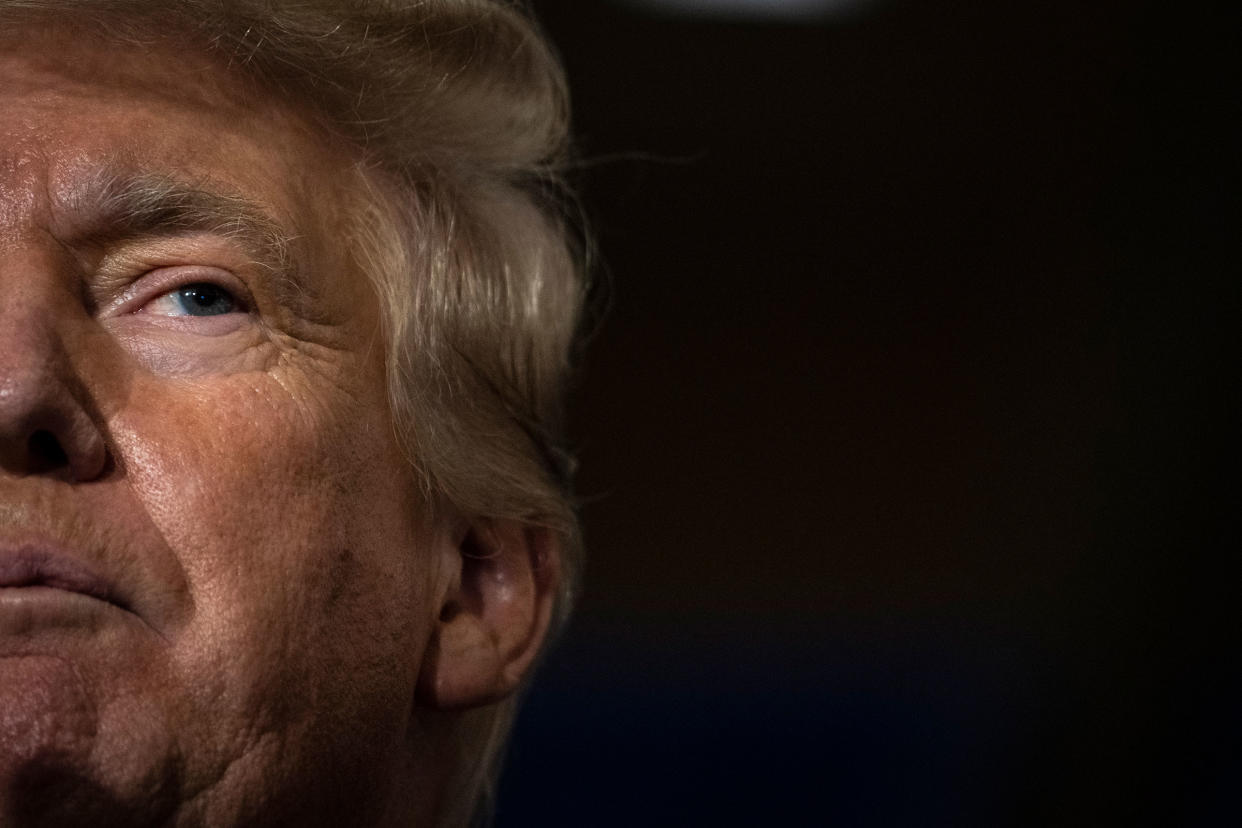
1;21;274;127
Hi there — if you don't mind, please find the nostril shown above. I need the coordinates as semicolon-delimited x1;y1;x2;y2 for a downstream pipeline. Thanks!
27;429;70;474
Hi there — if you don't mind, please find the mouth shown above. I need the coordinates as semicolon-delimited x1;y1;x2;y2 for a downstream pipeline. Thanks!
0;545;126;610
0;501;187;641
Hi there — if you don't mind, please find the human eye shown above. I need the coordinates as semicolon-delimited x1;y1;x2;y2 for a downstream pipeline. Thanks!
140;282;245;318
96;255;271;376
101;264;258;340
120;266;254;323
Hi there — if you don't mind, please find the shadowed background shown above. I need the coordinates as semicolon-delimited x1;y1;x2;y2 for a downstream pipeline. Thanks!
498;1;1233;824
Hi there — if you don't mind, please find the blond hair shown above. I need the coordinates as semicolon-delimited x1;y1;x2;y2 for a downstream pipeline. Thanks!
1;1;584;824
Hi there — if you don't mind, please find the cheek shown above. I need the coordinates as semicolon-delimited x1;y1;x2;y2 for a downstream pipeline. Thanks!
107;370;433;757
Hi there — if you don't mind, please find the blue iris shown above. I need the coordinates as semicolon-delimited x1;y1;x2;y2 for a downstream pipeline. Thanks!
173;283;238;316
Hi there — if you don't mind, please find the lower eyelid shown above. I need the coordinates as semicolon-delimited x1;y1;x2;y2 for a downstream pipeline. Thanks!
109;308;253;339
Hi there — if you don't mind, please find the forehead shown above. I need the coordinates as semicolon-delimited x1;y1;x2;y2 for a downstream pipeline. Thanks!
0;25;352;253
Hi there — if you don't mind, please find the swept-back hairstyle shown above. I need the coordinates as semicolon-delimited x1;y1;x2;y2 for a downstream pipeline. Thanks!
0;1;584;824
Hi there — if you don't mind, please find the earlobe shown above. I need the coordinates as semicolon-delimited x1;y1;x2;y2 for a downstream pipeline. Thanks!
416;520;560;711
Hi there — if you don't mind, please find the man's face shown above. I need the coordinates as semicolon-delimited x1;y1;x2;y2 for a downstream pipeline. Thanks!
0;27;440;825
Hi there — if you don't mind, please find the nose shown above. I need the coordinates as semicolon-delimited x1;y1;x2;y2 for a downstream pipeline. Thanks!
0;314;109;482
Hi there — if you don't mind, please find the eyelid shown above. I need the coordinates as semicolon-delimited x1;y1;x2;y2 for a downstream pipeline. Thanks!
103;265;254;318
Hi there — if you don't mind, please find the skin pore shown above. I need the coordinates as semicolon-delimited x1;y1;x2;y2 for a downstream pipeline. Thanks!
0;25;451;827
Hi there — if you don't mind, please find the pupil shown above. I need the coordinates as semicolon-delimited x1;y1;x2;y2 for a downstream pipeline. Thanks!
179;284;234;316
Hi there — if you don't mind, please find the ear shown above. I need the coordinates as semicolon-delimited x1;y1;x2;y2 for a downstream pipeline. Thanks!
416;519;561;711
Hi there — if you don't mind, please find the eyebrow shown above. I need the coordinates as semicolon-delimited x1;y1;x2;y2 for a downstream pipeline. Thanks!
70;169;305;299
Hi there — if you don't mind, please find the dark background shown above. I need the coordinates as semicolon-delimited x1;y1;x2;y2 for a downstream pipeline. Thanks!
499;1;1234;824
